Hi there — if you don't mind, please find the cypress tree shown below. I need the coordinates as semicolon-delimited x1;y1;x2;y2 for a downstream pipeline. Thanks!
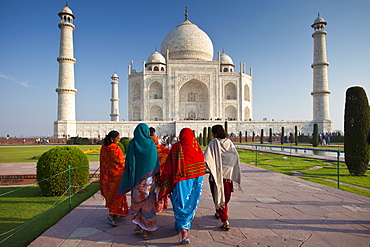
260;129;264;144
344;86;370;176
208;126;212;144
295;126;298;146
268;128;272;144
203;127;207;146
224;121;229;137
245;131;248;143
281;126;284;145
199;133;203;146
239;131;242;143
252;131;255;143
313;123;319;147
289;132;294;143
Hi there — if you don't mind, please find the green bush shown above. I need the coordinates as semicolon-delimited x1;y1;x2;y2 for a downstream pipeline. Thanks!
344;86;370;176
67;137;92;145
312;123;319;147
199;133;203;146
36;146;89;196
120;137;131;152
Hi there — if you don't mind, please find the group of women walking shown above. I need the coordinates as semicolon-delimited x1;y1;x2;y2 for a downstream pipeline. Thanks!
99;123;241;244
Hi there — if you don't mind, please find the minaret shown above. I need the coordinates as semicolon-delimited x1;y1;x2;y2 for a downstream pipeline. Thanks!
54;5;77;138
311;14;331;132
110;73;120;121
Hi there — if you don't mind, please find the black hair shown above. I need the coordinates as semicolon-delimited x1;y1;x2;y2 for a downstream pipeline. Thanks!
103;130;120;146
212;125;227;139
149;127;156;136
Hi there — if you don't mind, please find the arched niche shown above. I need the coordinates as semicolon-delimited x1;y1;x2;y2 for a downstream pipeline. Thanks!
179;79;209;120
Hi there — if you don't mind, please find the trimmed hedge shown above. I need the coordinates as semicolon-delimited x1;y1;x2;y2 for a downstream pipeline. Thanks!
36;146;89;196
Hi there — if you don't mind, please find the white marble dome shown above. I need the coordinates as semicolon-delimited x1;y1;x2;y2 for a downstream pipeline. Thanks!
220;53;234;65
147;51;166;64
160;19;214;61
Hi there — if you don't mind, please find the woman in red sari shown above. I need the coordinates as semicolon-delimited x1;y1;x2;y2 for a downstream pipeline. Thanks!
159;128;206;244
100;130;130;227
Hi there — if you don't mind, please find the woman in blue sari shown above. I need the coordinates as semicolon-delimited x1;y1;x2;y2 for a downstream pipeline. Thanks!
159;128;206;244
119;123;160;240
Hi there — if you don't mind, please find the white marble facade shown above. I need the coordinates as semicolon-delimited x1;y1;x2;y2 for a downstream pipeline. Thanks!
54;5;331;138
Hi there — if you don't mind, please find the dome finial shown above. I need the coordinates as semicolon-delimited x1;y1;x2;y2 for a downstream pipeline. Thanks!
66;2;68;7
185;6;188;21
155;46;157;52
318;12;320;17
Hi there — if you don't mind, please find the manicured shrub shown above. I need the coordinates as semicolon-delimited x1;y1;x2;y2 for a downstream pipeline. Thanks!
245;131;248;142
312;124;319;147
260;129;264;144
295;126;298;146
239;131;242;143
344;86;370;176
268;128;272;144
199;133;203;146
120;137;131;152
225;121;229;137
208;126;212;144
37;146;89;196
252;131;255;143
203;127;207;146
67;137;92;145
281;127;284;145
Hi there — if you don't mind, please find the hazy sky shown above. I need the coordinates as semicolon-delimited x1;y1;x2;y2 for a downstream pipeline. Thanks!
0;0;369;137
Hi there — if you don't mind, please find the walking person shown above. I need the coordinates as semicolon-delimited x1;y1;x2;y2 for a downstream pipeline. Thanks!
100;130;130;227
119;123;160;240
204;125;242;231
149;127;171;212
158;128;206;245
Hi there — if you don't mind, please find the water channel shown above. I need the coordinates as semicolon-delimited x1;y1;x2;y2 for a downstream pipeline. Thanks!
235;144;344;159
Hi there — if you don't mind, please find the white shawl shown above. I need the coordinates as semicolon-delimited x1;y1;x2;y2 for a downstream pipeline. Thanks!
204;138;241;209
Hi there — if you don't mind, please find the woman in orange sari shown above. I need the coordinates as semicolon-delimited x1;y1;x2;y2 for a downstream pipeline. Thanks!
100;130;130;227
150;127;170;212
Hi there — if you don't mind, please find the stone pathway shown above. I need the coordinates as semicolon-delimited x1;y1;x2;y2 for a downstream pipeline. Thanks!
28;163;370;247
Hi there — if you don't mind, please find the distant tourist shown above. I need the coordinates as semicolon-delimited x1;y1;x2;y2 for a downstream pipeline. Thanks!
100;130;129;227
119;123;159;240
158;128;206;245
204;125;242;231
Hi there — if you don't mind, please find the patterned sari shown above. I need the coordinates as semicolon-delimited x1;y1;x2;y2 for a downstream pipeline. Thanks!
119;123;160;232
159;128;206;232
151;135;171;212
100;143;129;216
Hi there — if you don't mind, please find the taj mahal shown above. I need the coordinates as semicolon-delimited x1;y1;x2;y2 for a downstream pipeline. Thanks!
54;5;332;138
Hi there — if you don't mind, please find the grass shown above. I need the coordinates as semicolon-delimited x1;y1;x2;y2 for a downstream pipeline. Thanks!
237;148;370;197
0;145;101;163
0;182;99;247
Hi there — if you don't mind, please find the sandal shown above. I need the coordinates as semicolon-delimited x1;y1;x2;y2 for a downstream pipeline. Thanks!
107;215;118;227
181;229;190;245
134;225;142;234
220;221;231;231
143;230;152;240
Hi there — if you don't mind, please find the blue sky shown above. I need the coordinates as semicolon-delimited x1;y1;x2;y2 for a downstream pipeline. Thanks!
0;0;369;137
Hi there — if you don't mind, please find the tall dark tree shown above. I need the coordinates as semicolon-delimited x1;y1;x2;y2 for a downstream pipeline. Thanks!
203;127;207;146
268;128;272;144
239;131;242;143
294;126;298;146
245;131;248;143
224;121;229;137
260;129;264;144
312;124;319;147
199;133;203;146
344;86;370;176
281;126;284;145
208;126;213;144
252;131;255;143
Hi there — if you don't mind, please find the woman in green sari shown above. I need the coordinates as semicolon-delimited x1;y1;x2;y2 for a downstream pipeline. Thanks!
119;123;160;240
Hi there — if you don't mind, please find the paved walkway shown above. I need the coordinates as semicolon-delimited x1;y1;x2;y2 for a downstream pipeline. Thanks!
26;162;370;247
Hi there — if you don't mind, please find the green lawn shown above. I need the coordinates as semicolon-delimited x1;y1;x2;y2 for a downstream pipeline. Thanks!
237;148;370;197
0;145;101;163
0;183;99;247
